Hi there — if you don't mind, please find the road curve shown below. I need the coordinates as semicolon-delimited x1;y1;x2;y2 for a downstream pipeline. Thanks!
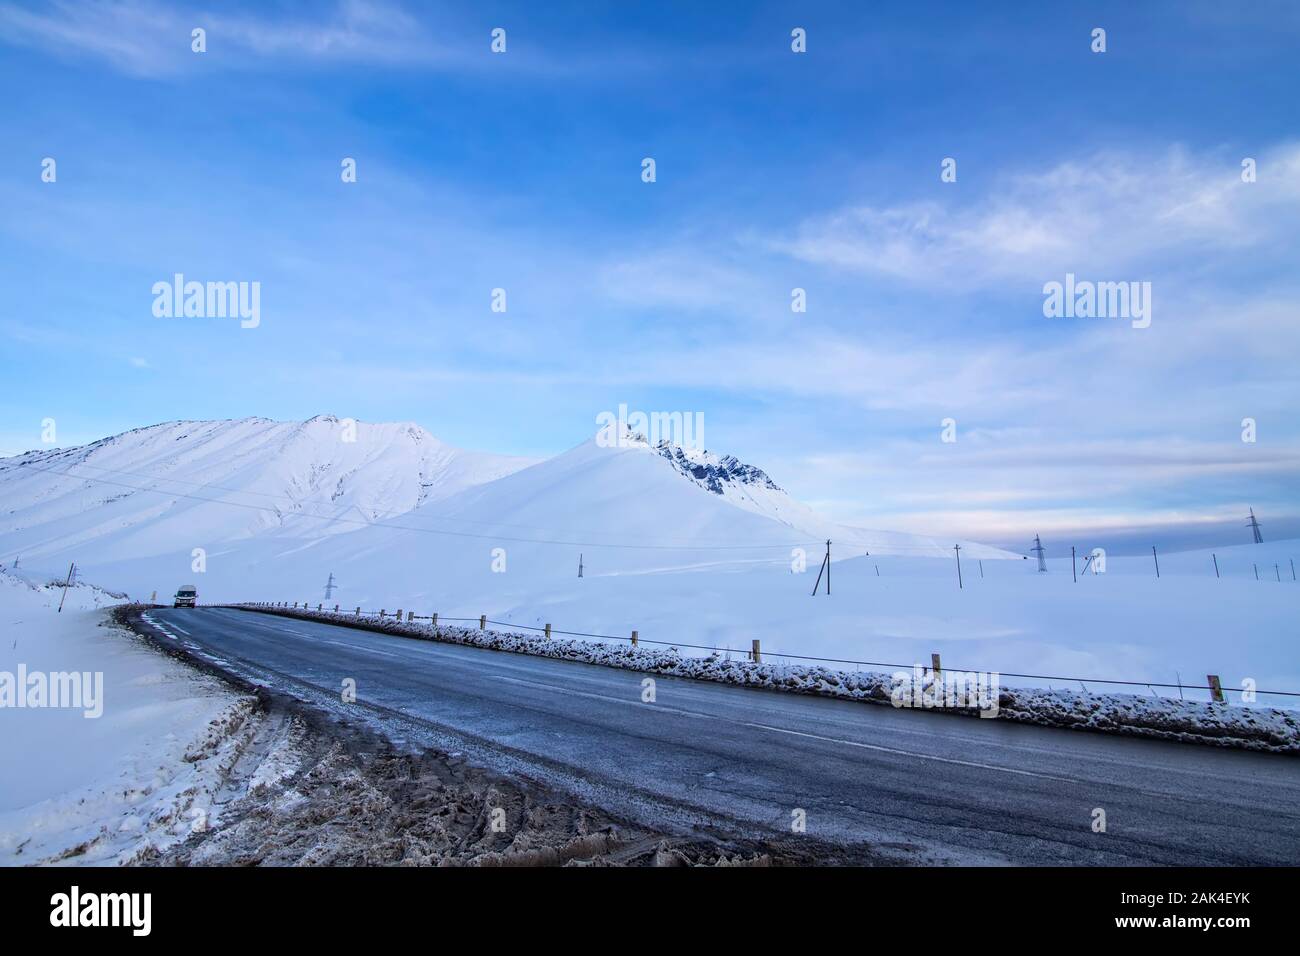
145;607;1300;865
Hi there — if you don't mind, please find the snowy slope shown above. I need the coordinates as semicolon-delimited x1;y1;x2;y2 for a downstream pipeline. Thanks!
652;438;1007;558
0;567;254;864
318;432;1012;576
0;416;536;564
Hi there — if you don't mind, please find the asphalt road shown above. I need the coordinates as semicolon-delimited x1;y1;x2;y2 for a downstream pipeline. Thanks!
148;607;1300;865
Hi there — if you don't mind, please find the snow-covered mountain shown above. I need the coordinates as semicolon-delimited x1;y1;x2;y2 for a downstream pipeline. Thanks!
0;416;535;563
0;416;1015;603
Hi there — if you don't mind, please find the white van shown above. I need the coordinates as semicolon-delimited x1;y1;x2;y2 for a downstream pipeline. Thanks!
174;585;198;608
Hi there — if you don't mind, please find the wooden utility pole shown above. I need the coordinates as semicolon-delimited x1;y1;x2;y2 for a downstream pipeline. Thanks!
1212;553;1219;578
1152;546;1160;578
810;540;831;596
954;544;963;589
57;562;75;613
1071;546;1077;583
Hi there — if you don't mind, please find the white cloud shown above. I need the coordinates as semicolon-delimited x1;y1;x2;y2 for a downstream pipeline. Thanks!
772;144;1300;287
0;0;467;77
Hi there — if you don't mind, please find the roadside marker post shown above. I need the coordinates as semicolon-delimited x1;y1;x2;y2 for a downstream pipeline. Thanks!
480;615;486;630
544;623;551;639
631;630;638;647
752;639;762;664
1207;674;1226;704
432;613;438;626
931;653;942;682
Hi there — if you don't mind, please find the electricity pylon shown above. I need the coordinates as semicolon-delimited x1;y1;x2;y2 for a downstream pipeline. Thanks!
1247;508;1263;544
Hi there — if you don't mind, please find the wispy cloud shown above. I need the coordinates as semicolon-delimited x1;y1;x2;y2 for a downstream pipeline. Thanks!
771;144;1300;288
0;0;469;76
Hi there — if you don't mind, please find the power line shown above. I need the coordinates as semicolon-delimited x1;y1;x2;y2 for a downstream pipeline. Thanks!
1;456;675;539
6;459;823;553
4;458;1026;557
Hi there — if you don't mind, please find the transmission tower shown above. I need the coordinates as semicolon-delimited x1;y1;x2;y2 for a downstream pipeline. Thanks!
1032;534;1047;573
1247;508;1263;544
324;571;337;600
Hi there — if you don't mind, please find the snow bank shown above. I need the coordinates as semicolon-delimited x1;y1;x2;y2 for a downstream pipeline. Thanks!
0;569;252;864
240;605;1300;755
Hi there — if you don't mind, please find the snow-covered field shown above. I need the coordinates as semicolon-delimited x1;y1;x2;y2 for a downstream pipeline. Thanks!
455;540;1300;707
0;568;250;865
1;416;1295;709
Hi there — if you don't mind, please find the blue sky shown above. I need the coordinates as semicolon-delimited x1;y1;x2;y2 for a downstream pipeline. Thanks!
1;0;1297;552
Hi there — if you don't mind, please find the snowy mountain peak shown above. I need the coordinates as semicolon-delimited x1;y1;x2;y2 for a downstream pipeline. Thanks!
654;440;784;497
